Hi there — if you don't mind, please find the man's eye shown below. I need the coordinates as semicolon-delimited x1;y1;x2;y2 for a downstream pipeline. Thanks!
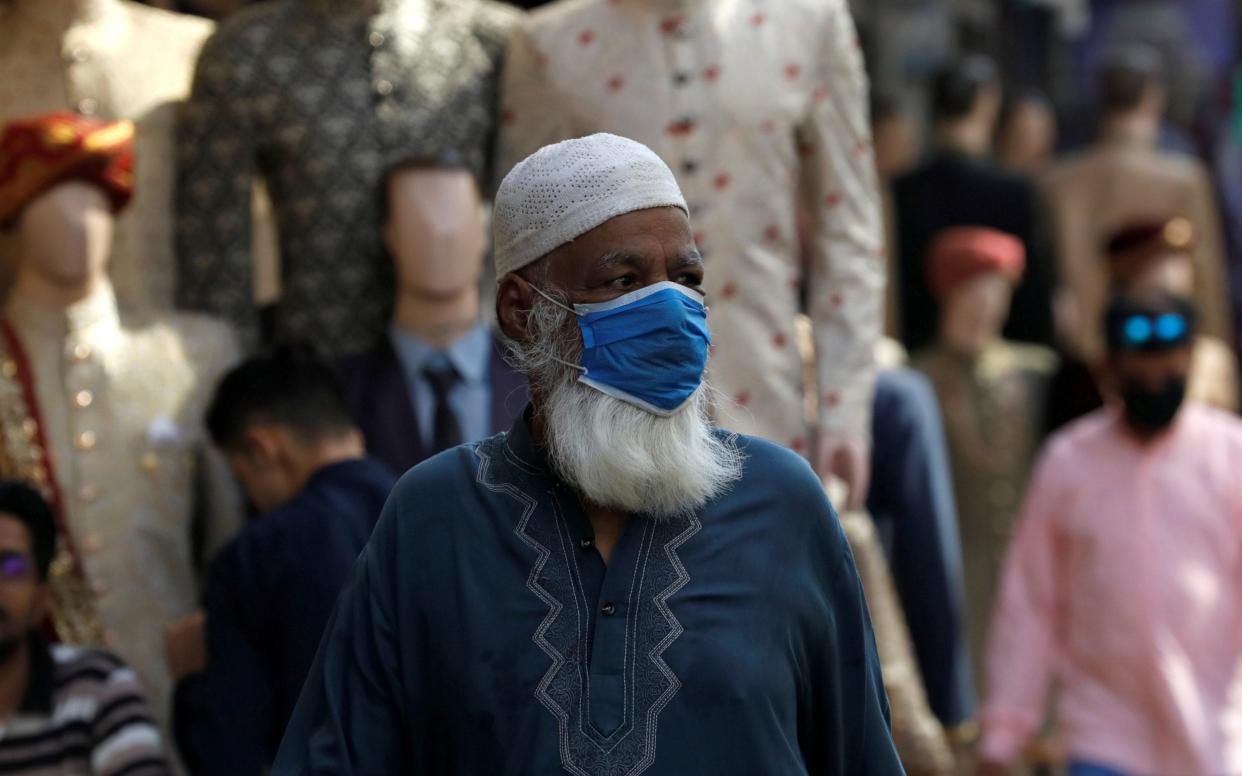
610;275;637;289
677;273;703;287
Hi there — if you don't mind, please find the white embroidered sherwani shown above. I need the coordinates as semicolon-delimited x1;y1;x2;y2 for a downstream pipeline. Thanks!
0;0;211;309
1;285;243;731
498;0;883;450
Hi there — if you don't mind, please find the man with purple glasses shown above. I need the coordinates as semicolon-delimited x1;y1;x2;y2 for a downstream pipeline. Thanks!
0;480;170;774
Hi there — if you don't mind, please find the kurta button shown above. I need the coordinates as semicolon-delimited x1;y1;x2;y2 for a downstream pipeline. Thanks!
68;45;90;63
579;538;593;550
601;602;616;616
72;342;92;361
74;390;93;409
76;97;98;116
375;79;393;95
78;484;99;503
75;431;96;451
368;31;385;47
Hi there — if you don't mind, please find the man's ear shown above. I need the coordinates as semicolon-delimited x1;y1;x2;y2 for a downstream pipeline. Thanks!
241;425;282;468
496;272;536;342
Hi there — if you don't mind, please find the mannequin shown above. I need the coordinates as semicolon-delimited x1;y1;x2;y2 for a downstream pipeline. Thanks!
909;227;1056;693
339;162;526;475
894;55;1057;367
1042;44;1232;361
386;167;487;348
175;0;519;355
995;90;1056;176
0;113;241;737
0;0;215;309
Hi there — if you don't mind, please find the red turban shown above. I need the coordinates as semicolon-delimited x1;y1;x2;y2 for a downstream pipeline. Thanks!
0;112;134;229
926;226;1025;299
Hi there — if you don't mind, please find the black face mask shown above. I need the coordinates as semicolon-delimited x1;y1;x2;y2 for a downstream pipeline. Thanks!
1121;376;1187;436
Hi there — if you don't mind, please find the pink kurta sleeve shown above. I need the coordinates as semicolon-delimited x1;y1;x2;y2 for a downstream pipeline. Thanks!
979;445;1067;764
797;0;883;439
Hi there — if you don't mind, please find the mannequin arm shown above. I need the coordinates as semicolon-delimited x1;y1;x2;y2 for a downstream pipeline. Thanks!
798;0;883;443
175;29;261;350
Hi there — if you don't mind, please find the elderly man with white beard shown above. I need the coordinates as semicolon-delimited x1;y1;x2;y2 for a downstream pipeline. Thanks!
273;134;903;776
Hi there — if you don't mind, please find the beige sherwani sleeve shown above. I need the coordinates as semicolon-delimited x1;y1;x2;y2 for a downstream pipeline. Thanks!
1187;166;1233;344
797;0;882;440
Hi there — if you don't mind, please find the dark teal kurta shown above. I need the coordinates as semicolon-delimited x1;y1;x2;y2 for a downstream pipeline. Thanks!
274;413;903;775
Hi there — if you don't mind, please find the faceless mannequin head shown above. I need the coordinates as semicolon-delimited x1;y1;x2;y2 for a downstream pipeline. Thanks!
382;165;485;300
1098;44;1167;125
14;181;113;297
996;92;1056;175
932;55;1002;154
871;92;919;180
939;272;1013;355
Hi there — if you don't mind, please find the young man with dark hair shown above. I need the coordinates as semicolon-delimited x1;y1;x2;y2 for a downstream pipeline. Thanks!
0;480;170;774
168;348;396;775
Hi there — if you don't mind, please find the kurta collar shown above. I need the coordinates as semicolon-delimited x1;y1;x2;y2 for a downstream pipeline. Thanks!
5;282;122;344
503;406;555;479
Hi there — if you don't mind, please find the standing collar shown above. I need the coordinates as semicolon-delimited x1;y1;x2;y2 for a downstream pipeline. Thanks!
389;320;492;386
502;405;554;478
4;283;122;344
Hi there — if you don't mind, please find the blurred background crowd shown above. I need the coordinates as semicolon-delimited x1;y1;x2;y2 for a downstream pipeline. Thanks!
1;0;1242;774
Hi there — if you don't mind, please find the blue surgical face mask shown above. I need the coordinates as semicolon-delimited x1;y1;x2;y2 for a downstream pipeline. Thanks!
532;280;711;416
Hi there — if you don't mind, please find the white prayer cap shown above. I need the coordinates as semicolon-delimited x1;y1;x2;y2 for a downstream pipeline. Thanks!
493;133;689;277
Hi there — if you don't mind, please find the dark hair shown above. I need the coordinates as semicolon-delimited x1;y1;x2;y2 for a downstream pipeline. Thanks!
0;481;56;581
931;55;999;122
205;345;357;450
378;151;476;224
1097;44;1164;114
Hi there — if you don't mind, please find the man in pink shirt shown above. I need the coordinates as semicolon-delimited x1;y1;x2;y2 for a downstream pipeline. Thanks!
978;290;1242;776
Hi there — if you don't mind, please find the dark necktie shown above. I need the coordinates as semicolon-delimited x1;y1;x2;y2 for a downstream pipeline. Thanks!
423;353;462;453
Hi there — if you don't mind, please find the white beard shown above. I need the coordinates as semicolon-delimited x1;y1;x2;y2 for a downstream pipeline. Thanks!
508;294;743;520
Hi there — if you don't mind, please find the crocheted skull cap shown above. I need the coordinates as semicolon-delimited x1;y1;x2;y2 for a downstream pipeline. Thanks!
493;133;688;276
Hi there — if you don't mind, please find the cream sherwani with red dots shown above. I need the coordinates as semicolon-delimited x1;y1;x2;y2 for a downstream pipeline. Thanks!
497;0;883;451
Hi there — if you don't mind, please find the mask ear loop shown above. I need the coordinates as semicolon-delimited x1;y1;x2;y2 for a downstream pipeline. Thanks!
527;283;589;375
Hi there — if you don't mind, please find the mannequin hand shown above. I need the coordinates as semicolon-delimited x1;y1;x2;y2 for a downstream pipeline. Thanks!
815;432;871;511
165;610;207;682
